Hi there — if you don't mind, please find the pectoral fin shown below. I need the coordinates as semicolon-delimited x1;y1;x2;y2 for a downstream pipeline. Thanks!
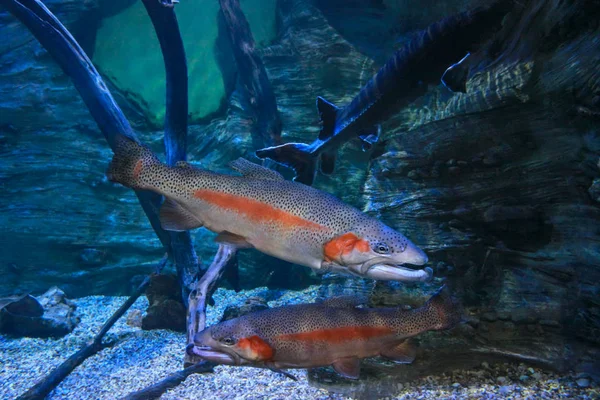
380;339;417;364
332;357;361;380
215;231;253;249
159;198;203;231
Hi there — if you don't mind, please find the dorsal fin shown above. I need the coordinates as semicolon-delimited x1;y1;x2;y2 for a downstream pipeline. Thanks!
317;96;340;140
175;160;194;169
228;158;285;181
320;296;363;308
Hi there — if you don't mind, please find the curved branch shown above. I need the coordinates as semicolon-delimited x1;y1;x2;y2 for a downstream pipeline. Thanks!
141;0;199;301
0;0;173;248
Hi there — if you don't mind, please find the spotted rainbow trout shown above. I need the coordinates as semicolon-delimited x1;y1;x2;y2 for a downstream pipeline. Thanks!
107;137;431;282
189;286;461;380
256;0;513;185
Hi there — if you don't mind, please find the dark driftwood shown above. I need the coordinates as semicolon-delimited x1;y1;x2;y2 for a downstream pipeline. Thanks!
185;244;238;366
16;256;169;400
118;245;236;400
218;0;282;147
141;0;199;302
119;361;215;400
0;0;180;255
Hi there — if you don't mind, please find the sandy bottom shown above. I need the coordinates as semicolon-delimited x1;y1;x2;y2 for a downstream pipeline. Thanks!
1;286;598;400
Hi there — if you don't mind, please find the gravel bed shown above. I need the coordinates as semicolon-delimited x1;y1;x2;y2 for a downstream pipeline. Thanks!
1;286;598;399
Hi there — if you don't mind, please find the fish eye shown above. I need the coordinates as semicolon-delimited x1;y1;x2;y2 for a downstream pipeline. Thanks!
373;242;390;254
220;337;236;346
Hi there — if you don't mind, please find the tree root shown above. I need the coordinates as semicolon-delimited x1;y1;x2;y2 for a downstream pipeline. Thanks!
185;244;238;366
118;361;215;400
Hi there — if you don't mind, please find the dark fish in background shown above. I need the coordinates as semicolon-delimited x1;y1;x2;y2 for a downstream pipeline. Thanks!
256;0;513;185
189;286;462;380
441;52;471;93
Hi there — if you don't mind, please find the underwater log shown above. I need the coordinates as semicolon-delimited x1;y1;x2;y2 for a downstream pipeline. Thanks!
0;0;200;302
141;0;199;302
218;0;282;148
185;244;238;367
0;0;167;250
118;361;215;400
16;256;169;400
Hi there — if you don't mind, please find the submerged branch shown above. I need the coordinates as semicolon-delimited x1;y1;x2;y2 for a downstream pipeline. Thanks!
118;246;236;400
185;244;238;366
141;0;199;303
16;256;169;400
118;361;215;400
218;0;282;148
0;0;172;251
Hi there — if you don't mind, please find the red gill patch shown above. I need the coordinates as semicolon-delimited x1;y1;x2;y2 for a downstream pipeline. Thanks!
323;232;370;263
237;335;274;361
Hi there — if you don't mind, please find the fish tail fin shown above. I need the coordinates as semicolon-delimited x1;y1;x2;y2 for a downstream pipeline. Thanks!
425;285;463;331
107;135;160;189
255;142;316;185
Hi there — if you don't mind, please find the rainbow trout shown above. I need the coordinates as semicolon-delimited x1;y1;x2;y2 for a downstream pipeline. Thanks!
107;137;431;282
189;286;461;380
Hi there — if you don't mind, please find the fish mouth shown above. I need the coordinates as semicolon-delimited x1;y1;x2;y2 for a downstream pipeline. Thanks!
186;344;237;365
352;258;433;282
364;264;433;282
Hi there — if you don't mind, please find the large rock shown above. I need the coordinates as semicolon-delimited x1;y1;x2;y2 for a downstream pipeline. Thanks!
0;287;78;337
141;274;186;332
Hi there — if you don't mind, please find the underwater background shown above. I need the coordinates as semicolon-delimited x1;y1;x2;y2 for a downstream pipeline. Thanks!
1;0;599;398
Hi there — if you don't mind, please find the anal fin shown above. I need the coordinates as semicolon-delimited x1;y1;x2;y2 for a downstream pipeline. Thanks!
380;339;417;364
332;357;360;380
159;198;203;231
215;231;253;249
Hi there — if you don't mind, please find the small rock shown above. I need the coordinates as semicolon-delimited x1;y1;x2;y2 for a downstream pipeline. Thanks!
126;309;143;328
528;367;535;374
481;361;490;369
1;294;44;317
576;378;590;388
519;375;530;382
499;385;514;395
452;382;461;388
497;376;507;384
588;179;600;203
532;372;543;380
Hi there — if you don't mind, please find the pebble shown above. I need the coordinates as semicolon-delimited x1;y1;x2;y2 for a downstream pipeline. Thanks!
497;376;507;384
577;378;591;388
520;375;530;382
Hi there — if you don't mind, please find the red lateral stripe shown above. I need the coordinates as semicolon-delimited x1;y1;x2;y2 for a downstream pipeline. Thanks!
277;326;393;343
193;189;325;231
